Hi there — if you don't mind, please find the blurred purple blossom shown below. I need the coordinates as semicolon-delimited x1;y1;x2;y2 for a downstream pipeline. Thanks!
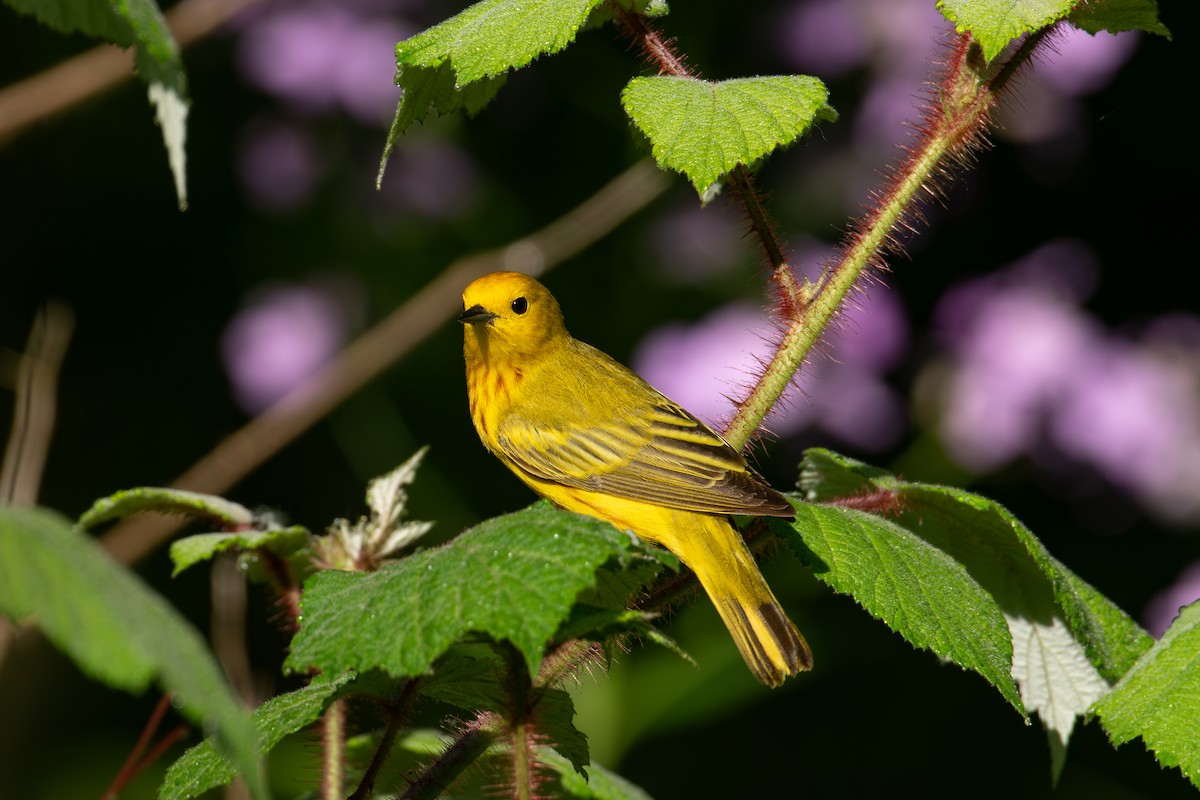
647;202;746;284
1042;28;1139;96
774;0;869;77
375;138;482;220
633;285;908;449
1143;562;1200;638
928;239;1200;521
222;281;359;414
238;119;324;211
237;4;407;125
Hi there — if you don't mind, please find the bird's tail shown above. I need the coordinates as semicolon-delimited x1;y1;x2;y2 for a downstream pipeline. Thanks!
685;514;812;687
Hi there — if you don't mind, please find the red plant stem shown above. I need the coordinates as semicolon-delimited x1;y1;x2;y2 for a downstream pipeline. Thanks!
720;31;1049;448
616;7;793;301
102;694;182;800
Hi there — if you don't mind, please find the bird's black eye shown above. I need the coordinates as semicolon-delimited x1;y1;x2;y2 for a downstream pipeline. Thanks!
511;296;528;315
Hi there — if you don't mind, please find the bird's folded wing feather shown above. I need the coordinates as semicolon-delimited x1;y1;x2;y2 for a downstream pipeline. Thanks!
497;397;794;517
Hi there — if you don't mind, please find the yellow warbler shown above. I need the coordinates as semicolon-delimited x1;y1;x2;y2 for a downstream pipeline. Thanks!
458;271;811;687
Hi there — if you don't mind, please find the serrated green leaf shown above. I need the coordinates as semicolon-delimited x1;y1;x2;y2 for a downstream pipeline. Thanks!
936;0;1076;61
0;507;264;799
539;748;655;800
395;0;606;83
160;671;358;800
777;496;1022;711
379;0;604;171
797;448;1153;778
286;502;642;679
1094;601;1200;788
2;0;132;41
79;487;254;530
535;688;590;778
169;527;311;577
621;75;835;196
1068;0;1171;38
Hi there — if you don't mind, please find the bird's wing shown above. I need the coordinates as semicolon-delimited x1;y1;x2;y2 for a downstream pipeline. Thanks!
497;393;794;518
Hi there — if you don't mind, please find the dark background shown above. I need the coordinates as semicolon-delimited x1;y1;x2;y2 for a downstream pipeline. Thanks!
1;0;1195;797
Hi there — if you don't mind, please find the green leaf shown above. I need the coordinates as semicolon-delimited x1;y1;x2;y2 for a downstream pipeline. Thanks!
161;671;358;800
539;748;654;800
621;75;835;196
536;686;591;777
169;526;311;577
378;0;611;180
797;449;1153;778
79;486;254;530
5;0;190;207
1094;602;1200;789
286;502;644;679
936;0;1076;62
2;0;132;41
0;507;264;799
778;495;1022;711
395;0;607;84
1068;0;1172;38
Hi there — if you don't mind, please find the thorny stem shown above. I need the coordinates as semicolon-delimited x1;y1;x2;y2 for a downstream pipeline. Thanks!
616;7;792;285
351;680;422;800
401;717;500;800
720;32;1044;448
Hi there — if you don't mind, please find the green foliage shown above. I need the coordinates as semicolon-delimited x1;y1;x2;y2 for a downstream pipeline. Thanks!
2;0;189;207
286;501;657;679
79;486;255;530
1069;0;1172;38
169;526;310;577
937;0;1171;61
379;0;628;181
539;748;654;800
1094;601;1200;789
778;483;1022;711
0;507;265;800
621;75;836;196
790;449;1155;779
936;0;1077;61
161;671;358;800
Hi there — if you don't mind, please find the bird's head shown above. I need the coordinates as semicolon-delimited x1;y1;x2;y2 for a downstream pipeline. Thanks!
459;271;567;360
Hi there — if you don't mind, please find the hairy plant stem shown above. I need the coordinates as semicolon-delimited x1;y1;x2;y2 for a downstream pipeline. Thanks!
401;718;499;800
322;699;346;800
616;8;792;281
721;32;1043;448
351;679;421;800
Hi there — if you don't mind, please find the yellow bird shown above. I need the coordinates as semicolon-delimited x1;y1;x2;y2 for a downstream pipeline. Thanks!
458;271;811;687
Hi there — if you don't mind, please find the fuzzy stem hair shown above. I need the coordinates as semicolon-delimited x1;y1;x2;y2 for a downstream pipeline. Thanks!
721;30;1051;448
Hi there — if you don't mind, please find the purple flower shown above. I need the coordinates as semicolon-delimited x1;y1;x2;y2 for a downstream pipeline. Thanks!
1144;562;1200;638
647;202;746;284
928;239;1200;521
237;5;407;125
221;282;357;414
633;289;908;450
237;119;324;212
376;138;482;220
774;0;869;77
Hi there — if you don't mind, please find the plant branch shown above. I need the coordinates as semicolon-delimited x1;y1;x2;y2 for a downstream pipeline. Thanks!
322;698;346;800
401;715;499;800
97;160;668;568
0;0;262;141
350;680;421;800
721;32;1036;448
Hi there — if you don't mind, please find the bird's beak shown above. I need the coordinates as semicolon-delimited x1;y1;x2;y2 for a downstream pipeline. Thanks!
458;305;498;325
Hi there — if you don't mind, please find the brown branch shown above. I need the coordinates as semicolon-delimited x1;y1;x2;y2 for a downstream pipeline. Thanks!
0;0;263;141
98;159;668;566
